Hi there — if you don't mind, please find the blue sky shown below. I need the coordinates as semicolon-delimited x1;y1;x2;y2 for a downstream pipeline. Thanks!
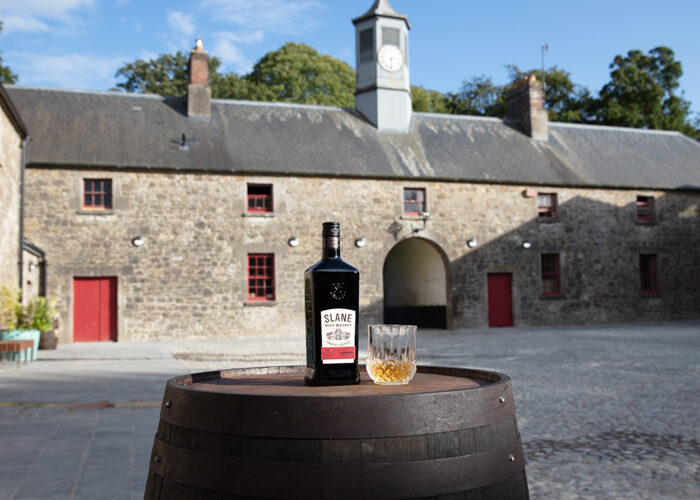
1;0;698;115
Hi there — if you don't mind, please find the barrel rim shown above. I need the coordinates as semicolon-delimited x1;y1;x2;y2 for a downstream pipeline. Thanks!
165;365;510;399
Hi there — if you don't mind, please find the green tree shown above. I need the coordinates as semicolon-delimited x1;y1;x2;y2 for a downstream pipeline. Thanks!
114;43;354;107
446;75;505;117
0;21;18;84
411;85;447;113
594;46;695;134
116;51;203;96
246;42;355;107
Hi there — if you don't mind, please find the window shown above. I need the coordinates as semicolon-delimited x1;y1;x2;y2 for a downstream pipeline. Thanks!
403;188;426;216
248;254;275;301
640;254;658;293
83;179;112;209
247;184;273;213
537;193;557;219
636;196;655;222
541;253;561;296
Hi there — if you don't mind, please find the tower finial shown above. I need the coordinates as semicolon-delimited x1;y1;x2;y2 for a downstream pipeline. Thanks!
353;0;410;28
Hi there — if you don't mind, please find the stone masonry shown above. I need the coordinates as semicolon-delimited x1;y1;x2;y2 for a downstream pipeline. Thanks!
0;99;23;292
22;167;700;343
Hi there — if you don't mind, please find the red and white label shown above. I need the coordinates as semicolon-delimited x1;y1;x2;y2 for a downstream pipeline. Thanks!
320;308;356;364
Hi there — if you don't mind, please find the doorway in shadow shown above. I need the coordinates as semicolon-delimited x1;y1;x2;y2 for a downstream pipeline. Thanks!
383;237;450;329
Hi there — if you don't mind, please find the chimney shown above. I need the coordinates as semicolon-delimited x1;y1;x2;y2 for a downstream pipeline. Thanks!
187;39;211;119
507;74;548;141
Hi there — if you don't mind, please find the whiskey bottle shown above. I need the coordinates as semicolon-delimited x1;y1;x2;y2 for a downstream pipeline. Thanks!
304;222;360;386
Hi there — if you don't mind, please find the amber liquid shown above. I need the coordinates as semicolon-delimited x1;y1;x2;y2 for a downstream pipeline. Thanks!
367;360;415;385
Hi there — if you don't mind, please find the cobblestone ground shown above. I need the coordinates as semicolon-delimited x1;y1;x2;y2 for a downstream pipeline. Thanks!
167;321;700;499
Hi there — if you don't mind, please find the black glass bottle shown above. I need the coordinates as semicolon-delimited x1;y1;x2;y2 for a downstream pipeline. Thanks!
304;222;360;386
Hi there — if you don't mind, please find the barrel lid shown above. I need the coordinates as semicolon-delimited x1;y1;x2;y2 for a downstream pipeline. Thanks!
161;366;515;439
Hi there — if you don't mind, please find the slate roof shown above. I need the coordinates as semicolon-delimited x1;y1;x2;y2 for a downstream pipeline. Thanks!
0;83;28;138
6;85;700;191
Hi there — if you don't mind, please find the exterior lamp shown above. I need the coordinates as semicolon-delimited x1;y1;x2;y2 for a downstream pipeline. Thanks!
521;240;532;249
131;236;145;247
288;237;300;247
355;238;367;248
467;238;478;249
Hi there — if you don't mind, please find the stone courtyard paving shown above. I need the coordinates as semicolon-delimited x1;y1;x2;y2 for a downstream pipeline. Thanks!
0;320;698;499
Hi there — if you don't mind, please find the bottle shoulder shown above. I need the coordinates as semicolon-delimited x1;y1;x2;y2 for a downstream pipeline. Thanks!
306;258;359;274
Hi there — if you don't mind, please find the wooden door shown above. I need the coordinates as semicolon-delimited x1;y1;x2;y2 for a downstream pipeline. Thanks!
73;277;117;342
487;273;513;327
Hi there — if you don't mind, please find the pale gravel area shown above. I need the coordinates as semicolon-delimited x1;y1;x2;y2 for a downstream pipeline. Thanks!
1;321;698;499
166;321;700;499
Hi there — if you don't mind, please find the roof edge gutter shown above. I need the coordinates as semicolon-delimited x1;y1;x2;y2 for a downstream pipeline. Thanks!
18;137;28;298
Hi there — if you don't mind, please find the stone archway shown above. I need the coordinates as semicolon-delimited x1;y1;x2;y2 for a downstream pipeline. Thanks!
383;237;451;329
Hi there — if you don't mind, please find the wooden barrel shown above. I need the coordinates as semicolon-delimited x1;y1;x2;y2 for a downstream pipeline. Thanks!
144;366;529;499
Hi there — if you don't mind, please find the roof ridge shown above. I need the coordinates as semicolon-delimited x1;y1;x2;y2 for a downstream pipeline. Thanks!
413;112;503;123
6;85;173;101
211;98;346;112
550;121;685;137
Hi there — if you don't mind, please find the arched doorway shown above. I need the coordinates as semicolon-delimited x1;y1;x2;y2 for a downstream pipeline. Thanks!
383;237;450;329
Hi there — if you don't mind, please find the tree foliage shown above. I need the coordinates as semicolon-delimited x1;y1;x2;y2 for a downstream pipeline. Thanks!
245;42;355;106
411;85;447;113
593;46;696;137
0;21;18;84
115;43;355;107
446;75;505;117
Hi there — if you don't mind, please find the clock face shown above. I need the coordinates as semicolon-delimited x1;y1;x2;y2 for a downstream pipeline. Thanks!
377;45;403;72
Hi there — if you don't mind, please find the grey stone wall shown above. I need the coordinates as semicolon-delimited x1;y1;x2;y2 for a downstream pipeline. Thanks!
23;167;700;343
0;109;22;294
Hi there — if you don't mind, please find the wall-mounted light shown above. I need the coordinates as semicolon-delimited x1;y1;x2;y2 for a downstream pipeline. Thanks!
131;236;146;247
467;238;478;249
355;238;366;248
288;236;300;247
28;262;36;272
419;210;430;219
521;240;532;249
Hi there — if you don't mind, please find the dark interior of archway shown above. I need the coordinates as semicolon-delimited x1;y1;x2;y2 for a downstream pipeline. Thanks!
384;306;447;329
383;238;448;329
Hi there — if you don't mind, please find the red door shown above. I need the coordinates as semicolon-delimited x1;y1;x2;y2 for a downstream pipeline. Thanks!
73;277;118;342
487;273;513;327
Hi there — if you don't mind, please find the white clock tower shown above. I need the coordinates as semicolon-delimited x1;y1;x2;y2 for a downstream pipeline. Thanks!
353;0;412;132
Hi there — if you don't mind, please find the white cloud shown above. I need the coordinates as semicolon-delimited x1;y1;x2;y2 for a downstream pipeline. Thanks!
211;34;253;73
0;0;94;33
5;51;124;90
200;0;324;35
167;11;196;37
1;14;50;34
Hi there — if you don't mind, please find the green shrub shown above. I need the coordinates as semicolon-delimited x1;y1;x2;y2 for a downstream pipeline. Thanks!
0;285;57;332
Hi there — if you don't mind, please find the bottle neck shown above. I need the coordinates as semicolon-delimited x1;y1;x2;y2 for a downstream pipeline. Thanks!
323;236;341;259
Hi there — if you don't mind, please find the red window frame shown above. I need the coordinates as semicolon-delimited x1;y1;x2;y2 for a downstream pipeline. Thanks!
247;184;273;213
403;188;426;216
541;253;561;296
537;193;557;219
639;254;658;293
248;254;275;301
83;179;112;209
636;196;655;222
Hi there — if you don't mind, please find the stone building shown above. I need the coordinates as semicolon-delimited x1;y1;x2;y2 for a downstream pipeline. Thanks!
0;84;28;297
5;0;700;343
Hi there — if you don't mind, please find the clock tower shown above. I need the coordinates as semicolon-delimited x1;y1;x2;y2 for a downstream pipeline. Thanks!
353;0;412;132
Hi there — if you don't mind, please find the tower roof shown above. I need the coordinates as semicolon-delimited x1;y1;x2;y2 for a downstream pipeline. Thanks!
352;0;410;28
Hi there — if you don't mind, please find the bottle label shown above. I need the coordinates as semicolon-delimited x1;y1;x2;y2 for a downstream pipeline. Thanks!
320;308;356;364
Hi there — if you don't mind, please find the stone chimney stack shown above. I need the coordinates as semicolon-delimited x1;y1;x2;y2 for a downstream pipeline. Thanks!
507;74;548;141
187;39;211;119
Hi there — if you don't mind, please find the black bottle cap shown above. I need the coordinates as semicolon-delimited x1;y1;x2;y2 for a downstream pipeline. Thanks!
322;222;340;237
